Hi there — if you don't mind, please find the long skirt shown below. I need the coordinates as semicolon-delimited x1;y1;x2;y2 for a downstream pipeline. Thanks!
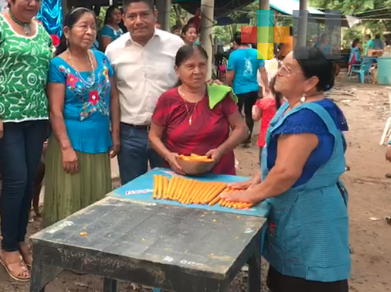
42;137;112;228
267;266;349;292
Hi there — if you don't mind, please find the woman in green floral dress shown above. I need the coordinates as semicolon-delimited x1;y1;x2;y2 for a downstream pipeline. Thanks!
0;0;52;281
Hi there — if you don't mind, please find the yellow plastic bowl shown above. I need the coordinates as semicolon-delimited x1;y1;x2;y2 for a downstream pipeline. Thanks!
176;157;215;175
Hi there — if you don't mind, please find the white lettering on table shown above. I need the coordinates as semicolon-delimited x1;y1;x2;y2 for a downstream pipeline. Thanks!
244;228;254;234
124;199;156;206
126;189;153;195
163;256;174;262
180;260;203;267
47;221;74;234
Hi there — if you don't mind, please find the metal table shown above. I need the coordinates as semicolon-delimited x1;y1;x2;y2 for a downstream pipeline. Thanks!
30;196;267;292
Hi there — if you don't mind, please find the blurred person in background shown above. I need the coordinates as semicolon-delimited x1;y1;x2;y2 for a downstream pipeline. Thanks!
99;6;123;51
227;32;268;147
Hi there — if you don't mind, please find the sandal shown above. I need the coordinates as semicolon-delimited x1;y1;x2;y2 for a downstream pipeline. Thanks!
18;243;32;268
0;251;30;282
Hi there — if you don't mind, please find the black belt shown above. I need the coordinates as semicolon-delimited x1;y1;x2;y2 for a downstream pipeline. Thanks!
121;122;150;131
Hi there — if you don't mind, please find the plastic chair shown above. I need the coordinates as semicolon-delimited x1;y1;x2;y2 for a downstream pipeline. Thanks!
349;60;371;83
380;87;391;145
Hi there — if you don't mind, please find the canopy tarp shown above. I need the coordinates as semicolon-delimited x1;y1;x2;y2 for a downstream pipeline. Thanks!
175;0;347;26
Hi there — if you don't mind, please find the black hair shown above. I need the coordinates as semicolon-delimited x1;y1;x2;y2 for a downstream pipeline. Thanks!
352;38;359;47
175;44;208;67
104;6;121;25
375;34;381;39
233;32;243;46
56;7;96;56
181;23;197;35
269;75;283;109
123;0;154;12
293;46;335;92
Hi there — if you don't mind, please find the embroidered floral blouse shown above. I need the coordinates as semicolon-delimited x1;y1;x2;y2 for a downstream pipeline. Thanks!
48;50;113;154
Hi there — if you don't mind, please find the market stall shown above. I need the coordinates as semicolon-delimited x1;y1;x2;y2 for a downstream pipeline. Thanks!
30;168;269;292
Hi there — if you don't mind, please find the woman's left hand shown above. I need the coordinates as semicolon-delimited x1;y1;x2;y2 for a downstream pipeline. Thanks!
110;132;120;158
220;188;260;204
206;148;223;162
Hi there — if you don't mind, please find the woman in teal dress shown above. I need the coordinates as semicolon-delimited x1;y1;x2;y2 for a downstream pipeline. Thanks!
222;47;350;292
99;6;123;51
43;7;120;227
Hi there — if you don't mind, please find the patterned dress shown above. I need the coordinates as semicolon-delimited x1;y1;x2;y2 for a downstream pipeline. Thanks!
152;88;237;175
0;14;52;122
43;50;113;227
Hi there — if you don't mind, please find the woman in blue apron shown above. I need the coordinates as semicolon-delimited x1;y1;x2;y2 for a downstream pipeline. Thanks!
222;47;350;292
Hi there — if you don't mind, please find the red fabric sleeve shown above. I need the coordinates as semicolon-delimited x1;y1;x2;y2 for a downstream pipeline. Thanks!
152;92;170;127
221;93;239;117
255;99;263;110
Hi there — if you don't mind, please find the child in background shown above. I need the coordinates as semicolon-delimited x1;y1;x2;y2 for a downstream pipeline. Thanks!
252;75;283;165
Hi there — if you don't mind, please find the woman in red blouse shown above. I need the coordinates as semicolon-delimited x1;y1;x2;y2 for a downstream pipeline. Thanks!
149;45;247;175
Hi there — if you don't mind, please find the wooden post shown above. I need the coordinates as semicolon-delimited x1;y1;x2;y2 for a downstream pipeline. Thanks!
297;0;308;47
62;0;69;17
156;0;165;27
200;0;214;80
259;0;269;11
164;0;171;31
156;0;171;31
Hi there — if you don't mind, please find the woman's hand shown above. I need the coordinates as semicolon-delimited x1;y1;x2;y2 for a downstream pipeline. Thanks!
386;146;391;162
206;148;223;162
220;188;260;204
165;152;186;175
0;119;3;139
207;79;223;85
61;147;78;174
228;173;261;190
110;132;120;158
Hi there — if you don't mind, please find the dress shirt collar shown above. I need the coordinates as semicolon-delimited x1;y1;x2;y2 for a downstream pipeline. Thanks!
125;28;162;47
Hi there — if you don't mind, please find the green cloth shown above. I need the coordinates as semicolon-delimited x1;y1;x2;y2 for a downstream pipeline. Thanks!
365;39;374;56
207;84;238;109
42;137;112;228
0;14;52;122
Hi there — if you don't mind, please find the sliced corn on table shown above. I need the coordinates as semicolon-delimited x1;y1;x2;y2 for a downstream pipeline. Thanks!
111;168;270;217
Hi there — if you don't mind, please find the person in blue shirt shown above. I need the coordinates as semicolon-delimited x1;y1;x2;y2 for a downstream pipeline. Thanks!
364;34;374;56
373;34;384;50
314;33;333;54
99;6;123;51
223;47;350;292
227;32;269;145
43;7;120;227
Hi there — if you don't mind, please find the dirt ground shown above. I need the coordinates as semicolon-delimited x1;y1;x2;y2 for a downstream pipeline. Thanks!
1;72;391;291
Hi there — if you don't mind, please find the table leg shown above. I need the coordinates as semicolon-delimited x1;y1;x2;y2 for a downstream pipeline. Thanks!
247;248;261;292
103;278;118;292
30;263;63;292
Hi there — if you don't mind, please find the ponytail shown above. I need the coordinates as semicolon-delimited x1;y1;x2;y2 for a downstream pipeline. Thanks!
56;34;67;56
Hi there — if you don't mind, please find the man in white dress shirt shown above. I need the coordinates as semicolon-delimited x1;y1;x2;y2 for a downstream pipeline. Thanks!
106;0;184;184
